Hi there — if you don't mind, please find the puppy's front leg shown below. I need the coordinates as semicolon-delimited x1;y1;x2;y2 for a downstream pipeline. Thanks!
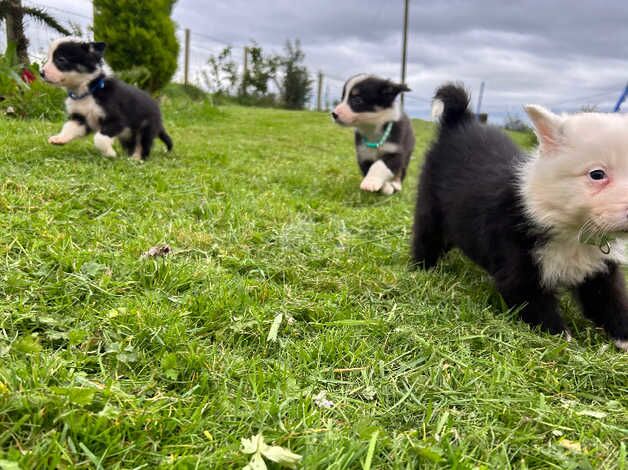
360;160;394;193
49;119;87;145
575;263;628;351
497;276;566;335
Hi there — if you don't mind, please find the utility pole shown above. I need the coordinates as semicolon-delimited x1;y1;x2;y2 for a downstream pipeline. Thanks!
183;28;190;86
613;81;628;112
476;81;485;115
317;71;323;111
400;0;409;109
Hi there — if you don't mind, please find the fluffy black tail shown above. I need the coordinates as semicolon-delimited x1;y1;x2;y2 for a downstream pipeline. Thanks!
159;129;173;151
431;83;472;128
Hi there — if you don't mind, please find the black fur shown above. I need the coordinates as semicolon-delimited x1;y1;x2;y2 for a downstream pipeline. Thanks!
341;75;410;113
53;41;106;73
411;83;628;342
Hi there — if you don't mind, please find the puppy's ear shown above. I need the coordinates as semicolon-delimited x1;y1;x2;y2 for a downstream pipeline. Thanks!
524;105;564;156
383;81;411;98
89;42;106;59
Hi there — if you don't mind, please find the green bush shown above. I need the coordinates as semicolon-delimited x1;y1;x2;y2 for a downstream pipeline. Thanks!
0;50;65;120
93;0;179;93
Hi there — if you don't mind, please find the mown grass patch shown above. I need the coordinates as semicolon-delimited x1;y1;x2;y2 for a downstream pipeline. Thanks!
0;99;626;469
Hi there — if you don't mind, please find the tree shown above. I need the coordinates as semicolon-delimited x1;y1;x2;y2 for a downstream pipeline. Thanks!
0;0;70;65
279;39;311;110
240;43;280;98
203;46;238;96
93;0;179;93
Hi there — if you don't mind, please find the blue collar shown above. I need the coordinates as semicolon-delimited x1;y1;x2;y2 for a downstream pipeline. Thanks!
68;77;105;100
362;122;394;149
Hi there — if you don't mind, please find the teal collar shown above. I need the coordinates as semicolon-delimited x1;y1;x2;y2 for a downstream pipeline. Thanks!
362;122;393;149
577;232;615;254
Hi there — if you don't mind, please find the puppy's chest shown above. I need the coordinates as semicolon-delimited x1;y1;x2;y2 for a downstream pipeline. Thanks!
66;97;105;130
534;237;626;287
356;142;400;162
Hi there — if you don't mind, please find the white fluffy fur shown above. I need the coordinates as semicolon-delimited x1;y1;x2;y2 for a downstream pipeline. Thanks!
431;99;444;121
67;94;105;131
615;339;628;351
360;159;394;193
48;120;86;144
94;132;116;157
520;105;628;287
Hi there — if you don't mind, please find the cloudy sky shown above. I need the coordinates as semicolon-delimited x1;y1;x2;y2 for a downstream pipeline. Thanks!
10;0;628;121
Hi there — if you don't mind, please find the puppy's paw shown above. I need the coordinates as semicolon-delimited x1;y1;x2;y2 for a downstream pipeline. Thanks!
390;180;402;192
48;134;68;145
360;177;385;192
102;149;117;158
614;339;628;352
130;154;145;163
381;182;395;195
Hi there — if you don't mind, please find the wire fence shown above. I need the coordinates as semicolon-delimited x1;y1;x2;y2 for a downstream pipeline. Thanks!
3;0;626;119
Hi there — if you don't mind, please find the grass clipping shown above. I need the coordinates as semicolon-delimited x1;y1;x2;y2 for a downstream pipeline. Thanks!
241;433;302;469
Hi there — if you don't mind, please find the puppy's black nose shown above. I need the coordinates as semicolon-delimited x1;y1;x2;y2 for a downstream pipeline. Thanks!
40;69;46;79
331;112;338;120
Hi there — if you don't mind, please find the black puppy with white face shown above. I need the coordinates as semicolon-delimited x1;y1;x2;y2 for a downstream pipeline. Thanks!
332;74;415;195
413;83;628;350
41;37;172;160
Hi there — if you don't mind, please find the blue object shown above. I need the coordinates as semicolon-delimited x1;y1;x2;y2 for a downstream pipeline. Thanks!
613;83;628;112
68;77;105;100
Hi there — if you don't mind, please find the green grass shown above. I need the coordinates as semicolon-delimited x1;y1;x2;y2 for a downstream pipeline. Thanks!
0;97;626;469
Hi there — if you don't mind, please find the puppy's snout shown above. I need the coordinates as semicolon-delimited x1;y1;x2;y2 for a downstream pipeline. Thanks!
331;111;338;120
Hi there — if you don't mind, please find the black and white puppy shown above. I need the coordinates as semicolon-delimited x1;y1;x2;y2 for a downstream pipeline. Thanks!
412;83;628;350
41;37;172;160
332;74;415;195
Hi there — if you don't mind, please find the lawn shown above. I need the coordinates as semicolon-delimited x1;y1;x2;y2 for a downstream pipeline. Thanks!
0;96;626;469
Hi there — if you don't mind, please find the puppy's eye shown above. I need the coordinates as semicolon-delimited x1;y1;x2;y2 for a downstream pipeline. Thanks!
56;57;68;64
589;169;607;181
350;96;363;106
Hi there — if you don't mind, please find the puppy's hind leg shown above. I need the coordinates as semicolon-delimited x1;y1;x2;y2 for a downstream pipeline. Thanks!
132;126;156;161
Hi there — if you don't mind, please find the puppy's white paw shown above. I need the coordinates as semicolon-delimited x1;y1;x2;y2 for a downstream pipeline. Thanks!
102;149;117;158
48;134;69;145
360;177;385;192
381;182;395;195
391;180;402;192
131;154;144;163
614;339;628;351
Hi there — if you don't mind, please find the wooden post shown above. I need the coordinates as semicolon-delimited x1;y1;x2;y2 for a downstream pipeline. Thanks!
476;81;485;116
183;28;190;85
400;0;409;109
316;71;323;111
